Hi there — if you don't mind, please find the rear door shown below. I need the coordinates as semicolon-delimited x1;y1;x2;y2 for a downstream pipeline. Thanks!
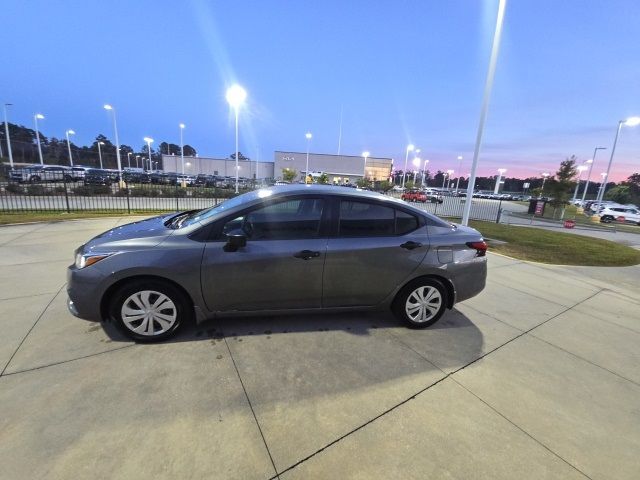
201;196;329;312
322;198;429;307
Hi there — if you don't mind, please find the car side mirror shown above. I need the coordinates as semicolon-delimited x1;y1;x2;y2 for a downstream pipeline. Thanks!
224;229;247;252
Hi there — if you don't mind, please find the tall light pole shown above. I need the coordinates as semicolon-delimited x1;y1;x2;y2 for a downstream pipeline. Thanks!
572;165;588;202
305;132;312;183
179;123;186;187
144;137;154;171
401;144;414;190
97;141;105;169
226;84;247;194
412;158;421;187
135;155;140;169
421;159;430;187
596;172;608;201
541;172;550;193
34;113;45;164
455;156;463;192
3;104;14;168
493;168;506;194
103;105;123;186
447;169;454;189
461;0;507;226
65;129;75;166
596;116;640;205
441;171;448;189
581;147;605;203
127;152;132;169
362;151;370;183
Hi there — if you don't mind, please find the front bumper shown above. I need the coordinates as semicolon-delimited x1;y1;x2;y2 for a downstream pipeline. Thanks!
66;265;106;321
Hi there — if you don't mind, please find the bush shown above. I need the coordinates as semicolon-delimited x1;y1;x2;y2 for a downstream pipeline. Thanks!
6;183;23;194
26;185;47;196
73;185;111;196
54;186;67;194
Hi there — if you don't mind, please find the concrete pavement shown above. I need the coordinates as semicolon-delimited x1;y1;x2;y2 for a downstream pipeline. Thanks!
0;216;638;479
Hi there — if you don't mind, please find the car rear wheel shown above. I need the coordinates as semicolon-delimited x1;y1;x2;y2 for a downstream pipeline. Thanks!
109;280;191;342
393;278;448;329
600;215;613;223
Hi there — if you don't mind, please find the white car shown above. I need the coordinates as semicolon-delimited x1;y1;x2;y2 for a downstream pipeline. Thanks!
599;206;640;225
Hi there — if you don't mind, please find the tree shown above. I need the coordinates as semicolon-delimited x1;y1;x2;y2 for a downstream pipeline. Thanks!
547;156;578;219
282;168;297;182
377;180;393;192
230;152;250;161
183;145;197;157
356;178;371;188
405;180;415;190
317;173;329;184
605;185;632;204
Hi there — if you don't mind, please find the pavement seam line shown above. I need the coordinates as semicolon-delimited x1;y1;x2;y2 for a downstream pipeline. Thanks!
0;223;50;246
222;336;280;480
0;344;137;378
272;289;605;478
450;378;595;480
0;283;66;376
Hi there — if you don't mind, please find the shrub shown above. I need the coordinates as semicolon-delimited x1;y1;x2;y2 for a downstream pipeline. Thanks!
6;183;23;194
73;185;111;196
26;185;47;196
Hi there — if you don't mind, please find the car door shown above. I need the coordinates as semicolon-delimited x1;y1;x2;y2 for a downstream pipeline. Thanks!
322;197;430;307
200;196;329;312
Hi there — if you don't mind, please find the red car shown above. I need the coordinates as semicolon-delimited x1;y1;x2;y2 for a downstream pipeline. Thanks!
401;190;443;204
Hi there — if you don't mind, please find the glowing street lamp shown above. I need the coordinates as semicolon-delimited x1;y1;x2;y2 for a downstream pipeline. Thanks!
65;129;75;166
401;144;415;190
421;159;430;187
96;141;105;169
226;84;247;193
541;172;550;192
179;123;186;186
596;116;640;205
572;165;588;202
305;132;312;183
493;168;506;194
144;137;154;171
455;156;464;192
34;113;45;164
127;152;132;169
362;151;370;181
103;104;123;184
444;169;454;190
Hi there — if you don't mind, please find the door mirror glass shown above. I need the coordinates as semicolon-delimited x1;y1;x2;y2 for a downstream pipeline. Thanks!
224;229;247;252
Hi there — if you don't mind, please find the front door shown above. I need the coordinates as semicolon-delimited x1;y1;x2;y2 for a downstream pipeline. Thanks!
201;197;328;312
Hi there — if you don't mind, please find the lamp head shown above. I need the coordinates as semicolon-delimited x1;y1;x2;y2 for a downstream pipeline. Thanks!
35;113;44;119
179;123;185;129
225;84;247;108
362;151;370;158
406;144;414;152
103;104;113;111
144;137;154;144
305;132;312;140
66;129;75;135
623;116;640;127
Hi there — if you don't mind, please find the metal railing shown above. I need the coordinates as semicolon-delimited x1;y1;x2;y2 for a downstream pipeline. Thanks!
385;192;503;223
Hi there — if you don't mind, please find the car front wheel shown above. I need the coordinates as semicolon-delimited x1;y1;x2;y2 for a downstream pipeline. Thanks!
393;278;448;329
600;215;613;223
109;280;191;342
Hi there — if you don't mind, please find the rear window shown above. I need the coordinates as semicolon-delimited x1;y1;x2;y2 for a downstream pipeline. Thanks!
338;200;420;236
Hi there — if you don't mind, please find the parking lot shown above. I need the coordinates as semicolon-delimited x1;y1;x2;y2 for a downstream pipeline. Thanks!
0;216;639;479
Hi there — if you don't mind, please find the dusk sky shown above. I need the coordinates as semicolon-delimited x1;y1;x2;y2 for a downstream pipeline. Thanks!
2;0;639;180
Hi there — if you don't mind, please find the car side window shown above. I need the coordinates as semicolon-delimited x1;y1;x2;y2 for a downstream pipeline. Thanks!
222;198;325;240
396;210;419;235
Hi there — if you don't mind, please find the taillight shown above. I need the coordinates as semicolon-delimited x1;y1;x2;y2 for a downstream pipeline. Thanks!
466;241;488;257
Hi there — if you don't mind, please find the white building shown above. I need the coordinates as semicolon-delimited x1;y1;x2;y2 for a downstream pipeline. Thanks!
161;154;275;180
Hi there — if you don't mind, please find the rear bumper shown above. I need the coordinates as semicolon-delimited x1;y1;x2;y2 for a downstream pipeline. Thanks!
452;258;487;304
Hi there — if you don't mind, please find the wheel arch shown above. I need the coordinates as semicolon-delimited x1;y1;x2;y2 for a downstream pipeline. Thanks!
393;274;456;311
100;274;196;321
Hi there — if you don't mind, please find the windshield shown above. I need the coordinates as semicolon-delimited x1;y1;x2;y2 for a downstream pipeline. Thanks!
179;190;269;228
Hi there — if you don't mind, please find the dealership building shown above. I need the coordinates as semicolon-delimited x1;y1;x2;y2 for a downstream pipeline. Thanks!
274;151;393;184
161;151;393;184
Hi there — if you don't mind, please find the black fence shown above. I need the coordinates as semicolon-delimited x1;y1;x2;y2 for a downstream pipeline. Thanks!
0;178;246;214
385;192;503;222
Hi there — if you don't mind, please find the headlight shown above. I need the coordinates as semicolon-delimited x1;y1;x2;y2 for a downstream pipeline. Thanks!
75;252;112;269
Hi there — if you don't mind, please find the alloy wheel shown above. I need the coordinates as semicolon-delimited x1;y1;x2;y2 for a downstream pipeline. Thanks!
405;286;442;323
121;290;177;336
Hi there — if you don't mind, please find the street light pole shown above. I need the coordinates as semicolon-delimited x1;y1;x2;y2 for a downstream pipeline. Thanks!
34;113;45;164
305;132;312;183
401;144;414;190
135;155;140;169
596;117;640;205
572;165;587;202
179;123;186;187
97;141;104;169
362;151;370;183
127;152;132;169
3;104;14;168
65;129;75;166
541;172;550;193
494;168;506;194
421;159;429;187
455;156;463;193
226;84;247;194
144;137;154;172
461;0;507;226
581;147;605;204
103;105;123;186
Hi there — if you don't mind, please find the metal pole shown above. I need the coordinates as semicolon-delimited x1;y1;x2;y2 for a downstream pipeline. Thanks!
97;142;103;169
127;152;131;168
401;148;409;189
180;125;186;188
4;104;14;168
455;156;463;193
34;115;44;165
442;174;446;190
581;147;605;204
596;122;623;205
65;131;74;166
305;137;310;182
234;107;239;193
461;0;507;226
110;108;123;184
571;168;583;202
147;143;153;171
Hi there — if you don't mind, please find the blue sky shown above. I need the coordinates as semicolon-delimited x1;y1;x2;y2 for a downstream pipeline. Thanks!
2;0;639;180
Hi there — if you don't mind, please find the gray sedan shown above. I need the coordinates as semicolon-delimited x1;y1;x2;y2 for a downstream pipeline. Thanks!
67;185;487;341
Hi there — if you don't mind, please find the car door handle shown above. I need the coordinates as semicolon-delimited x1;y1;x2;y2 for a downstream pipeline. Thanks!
293;250;321;260
400;241;423;250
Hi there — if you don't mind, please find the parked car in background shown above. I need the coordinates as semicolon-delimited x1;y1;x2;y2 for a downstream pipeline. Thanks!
177;175;196;186
70;166;91;181
84;169;114;186
195;174;217;187
402;189;428;202
599;206;640;225
67;185;488;341
10;165;72;183
123;171;151;184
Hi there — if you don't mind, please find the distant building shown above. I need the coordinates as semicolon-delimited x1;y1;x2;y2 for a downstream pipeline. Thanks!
274;151;393;184
161;154;274;180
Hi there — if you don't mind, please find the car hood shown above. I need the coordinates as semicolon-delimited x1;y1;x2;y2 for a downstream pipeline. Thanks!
83;214;174;251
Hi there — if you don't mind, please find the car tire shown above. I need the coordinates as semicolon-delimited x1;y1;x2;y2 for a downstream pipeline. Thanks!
108;279;192;342
30;176;41;183
600;216;613;224
392;278;448;329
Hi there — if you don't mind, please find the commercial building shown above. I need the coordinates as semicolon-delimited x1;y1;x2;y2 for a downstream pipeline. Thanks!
161;154;274;180
274;151;393;184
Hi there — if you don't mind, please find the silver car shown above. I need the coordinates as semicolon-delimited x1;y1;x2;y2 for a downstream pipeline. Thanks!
67;185;487;342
